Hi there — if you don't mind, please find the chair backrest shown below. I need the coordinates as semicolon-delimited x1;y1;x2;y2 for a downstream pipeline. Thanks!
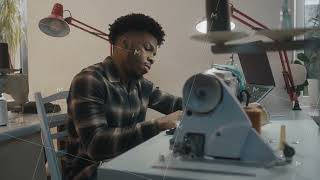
34;91;69;180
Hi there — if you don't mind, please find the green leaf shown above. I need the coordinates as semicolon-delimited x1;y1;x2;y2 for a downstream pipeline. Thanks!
296;80;309;93
304;79;309;86
296;85;305;91
294;60;303;65
297;53;310;63
0;0;22;60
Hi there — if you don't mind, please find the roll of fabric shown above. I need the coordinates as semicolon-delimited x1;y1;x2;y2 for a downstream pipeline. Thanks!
244;106;262;134
244;103;270;134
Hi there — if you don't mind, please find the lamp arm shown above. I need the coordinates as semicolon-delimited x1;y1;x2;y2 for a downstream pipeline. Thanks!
64;17;109;41
64;16;112;55
230;5;268;30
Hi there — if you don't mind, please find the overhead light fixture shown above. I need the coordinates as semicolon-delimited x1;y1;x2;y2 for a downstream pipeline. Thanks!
196;20;236;33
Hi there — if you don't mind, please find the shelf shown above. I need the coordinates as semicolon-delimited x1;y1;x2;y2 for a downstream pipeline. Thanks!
211;39;320;54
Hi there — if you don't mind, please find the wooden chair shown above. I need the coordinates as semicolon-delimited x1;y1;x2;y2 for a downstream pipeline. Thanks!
34;91;69;180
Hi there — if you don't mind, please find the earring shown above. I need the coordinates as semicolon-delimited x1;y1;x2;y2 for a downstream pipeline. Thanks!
134;49;140;56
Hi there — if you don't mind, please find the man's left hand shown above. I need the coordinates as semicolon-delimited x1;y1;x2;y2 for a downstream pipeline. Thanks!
153;111;183;131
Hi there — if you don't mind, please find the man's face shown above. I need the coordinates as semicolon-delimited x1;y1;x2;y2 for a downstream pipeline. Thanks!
118;32;158;79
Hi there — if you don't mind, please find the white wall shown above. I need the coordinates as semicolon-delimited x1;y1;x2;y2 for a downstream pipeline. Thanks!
27;0;294;117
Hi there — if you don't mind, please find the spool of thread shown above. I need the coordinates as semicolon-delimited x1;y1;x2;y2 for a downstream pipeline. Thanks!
0;99;8;126
279;125;286;150
206;0;231;31
244;106;262;134
247;102;270;125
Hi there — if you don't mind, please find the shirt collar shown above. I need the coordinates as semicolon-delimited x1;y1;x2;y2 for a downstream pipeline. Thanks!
103;57;120;83
102;57;143;90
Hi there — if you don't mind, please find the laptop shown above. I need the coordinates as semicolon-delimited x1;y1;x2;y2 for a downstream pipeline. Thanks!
238;52;275;103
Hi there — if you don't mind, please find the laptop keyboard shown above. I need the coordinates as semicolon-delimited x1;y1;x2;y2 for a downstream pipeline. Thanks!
246;85;273;103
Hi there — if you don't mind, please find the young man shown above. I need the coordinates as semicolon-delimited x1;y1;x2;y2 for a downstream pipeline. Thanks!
64;13;182;180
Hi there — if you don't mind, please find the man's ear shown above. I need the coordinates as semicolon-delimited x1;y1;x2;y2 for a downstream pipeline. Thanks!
121;38;130;49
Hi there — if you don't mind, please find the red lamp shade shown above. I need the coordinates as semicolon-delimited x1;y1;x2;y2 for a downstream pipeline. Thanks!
39;3;70;37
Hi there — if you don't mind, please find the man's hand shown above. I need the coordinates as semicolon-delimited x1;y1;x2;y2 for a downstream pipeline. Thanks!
154;111;183;131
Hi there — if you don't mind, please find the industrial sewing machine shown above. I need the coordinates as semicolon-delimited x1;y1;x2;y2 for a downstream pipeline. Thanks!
0;43;29;125
0;73;29;109
148;68;296;178
168;69;288;166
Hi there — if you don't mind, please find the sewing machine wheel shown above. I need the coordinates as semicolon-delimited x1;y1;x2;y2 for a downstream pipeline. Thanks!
183;74;222;113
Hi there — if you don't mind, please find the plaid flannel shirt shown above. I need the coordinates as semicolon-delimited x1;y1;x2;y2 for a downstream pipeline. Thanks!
64;57;182;180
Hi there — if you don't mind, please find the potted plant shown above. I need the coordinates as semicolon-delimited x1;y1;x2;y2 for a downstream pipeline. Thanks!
0;0;23;68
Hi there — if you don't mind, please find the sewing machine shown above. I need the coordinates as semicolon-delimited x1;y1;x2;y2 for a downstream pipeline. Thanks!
169;69;281;166
0;73;29;110
0;43;29;117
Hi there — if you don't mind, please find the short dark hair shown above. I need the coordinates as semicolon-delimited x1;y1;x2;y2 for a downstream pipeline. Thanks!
108;13;165;46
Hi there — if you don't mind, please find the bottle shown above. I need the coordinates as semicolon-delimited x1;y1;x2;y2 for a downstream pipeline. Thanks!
280;0;293;29
0;95;8;126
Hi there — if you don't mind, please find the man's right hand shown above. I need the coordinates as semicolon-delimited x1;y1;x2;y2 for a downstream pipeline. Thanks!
154;111;182;131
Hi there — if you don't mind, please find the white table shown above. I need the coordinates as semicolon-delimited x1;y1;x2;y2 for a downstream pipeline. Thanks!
98;111;320;180
0;112;41;141
0;112;46;180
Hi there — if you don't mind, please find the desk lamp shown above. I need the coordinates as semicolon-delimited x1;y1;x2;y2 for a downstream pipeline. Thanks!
39;3;112;55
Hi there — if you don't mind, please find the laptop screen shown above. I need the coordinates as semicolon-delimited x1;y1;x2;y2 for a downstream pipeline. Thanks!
238;52;275;86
